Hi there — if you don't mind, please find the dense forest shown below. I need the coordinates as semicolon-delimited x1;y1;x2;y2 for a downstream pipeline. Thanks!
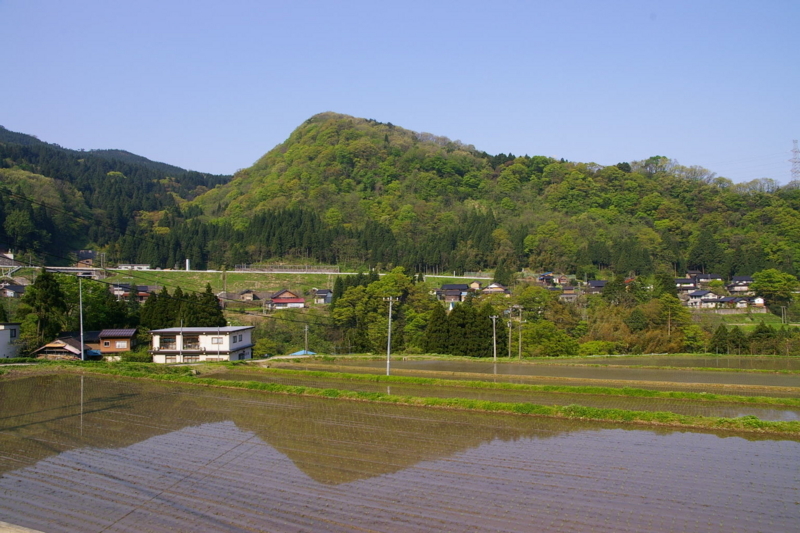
0;125;229;262
3;115;800;280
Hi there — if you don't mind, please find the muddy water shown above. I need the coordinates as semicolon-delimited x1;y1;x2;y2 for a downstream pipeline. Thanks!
328;359;800;388
211;370;800;422
0;374;798;532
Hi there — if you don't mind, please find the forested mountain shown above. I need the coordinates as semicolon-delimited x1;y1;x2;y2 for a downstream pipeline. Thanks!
0;126;231;263
141;112;799;278
3;114;800;280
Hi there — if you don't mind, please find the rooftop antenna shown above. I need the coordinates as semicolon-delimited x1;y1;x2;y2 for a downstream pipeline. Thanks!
791;140;800;182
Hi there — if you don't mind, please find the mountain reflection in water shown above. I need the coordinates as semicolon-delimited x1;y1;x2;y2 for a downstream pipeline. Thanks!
0;374;797;532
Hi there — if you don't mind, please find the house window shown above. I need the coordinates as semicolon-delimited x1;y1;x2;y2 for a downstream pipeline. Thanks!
183;335;200;349
115;341;127;349
211;337;223;344
239;334;243;342
103;341;111;347
183;355;199;363
10;329;16;338
160;336;176;349
165;355;177;363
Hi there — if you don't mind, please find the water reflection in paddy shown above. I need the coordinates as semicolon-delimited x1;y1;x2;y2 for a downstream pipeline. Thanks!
210;370;800;422
0;374;798;532
327;359;800;388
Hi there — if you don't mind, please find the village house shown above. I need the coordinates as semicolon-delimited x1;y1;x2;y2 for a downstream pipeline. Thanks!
727;276;754;296
149;326;254;363
264;289;305;311
32;331;101;359
692;273;723;287
558;286;580;304
98;329;138;353
0;323;21;358
238;289;261;302
110;284;160;302
75;250;96;268
434;284;471;310
116;264;151;271
585;280;607;295
481;282;510;296
675;278;697;293
687;290;720;309
312;288;333;304
0;282;25;298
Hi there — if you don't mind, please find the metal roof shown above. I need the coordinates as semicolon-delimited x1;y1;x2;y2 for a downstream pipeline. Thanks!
99;329;138;338
149;326;253;334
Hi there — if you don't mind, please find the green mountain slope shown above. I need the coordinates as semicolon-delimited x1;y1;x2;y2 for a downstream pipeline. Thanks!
0;126;230;264
183;112;800;277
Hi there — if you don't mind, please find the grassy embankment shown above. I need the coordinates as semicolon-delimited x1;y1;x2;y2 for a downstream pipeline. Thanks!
4;361;799;436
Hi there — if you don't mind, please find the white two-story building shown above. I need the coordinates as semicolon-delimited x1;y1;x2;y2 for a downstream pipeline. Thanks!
0;323;22;359
149;326;254;364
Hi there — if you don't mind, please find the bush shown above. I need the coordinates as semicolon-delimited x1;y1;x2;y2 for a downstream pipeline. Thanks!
579;340;620;356
119;351;153;363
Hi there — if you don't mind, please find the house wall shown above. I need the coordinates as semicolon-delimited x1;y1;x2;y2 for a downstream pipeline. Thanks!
0;324;21;358
151;330;253;363
99;337;135;353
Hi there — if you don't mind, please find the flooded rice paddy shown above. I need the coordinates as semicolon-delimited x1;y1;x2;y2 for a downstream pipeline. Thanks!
0;374;799;532
210;370;800;421
327;359;800;389
560;355;800;371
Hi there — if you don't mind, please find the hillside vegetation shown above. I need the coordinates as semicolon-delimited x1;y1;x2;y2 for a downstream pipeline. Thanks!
171;112;800;277
3;114;800;280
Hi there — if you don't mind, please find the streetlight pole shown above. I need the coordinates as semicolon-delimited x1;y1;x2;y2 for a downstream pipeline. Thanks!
79;277;85;362
507;320;512;358
490;315;498;362
384;297;398;376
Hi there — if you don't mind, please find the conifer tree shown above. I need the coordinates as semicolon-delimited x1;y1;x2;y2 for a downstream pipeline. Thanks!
727;326;747;354
708;324;729;354
423;303;449;354
19;269;67;347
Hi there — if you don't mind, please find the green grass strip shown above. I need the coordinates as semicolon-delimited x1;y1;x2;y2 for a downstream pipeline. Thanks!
221;365;800;408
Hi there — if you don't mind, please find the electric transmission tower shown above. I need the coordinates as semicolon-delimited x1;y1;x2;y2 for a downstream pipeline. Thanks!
791;140;800;182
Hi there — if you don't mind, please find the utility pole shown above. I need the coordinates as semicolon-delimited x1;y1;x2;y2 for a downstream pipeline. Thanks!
304;324;309;353
490;315;498;362
791;140;800;182
384;297;398;376
507;319;512;358
79;277;85;361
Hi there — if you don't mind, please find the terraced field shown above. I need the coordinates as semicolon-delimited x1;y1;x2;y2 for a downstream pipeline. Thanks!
1;358;799;532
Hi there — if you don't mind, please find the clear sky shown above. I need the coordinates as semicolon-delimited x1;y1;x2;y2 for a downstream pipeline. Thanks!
1;0;798;182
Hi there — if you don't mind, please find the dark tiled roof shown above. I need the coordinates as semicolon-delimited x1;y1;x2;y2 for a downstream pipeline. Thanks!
441;284;469;291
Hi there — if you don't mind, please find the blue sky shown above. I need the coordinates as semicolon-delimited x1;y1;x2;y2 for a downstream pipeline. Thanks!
1;0;798;182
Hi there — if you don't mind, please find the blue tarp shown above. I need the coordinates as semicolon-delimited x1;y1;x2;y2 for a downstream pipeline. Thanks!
289;350;316;355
